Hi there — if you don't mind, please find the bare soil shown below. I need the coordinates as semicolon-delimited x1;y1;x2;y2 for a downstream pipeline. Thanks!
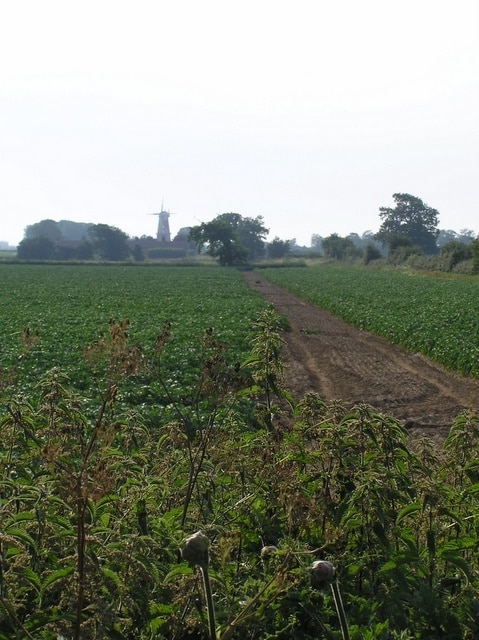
244;271;479;442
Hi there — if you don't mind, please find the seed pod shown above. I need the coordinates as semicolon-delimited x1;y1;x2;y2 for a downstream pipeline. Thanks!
180;530;210;569
310;560;336;590
260;545;278;558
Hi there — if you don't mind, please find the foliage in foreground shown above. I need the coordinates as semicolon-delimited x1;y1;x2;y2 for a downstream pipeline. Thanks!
1;310;479;639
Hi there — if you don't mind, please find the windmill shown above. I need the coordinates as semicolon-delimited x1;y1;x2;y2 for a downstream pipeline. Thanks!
148;203;175;242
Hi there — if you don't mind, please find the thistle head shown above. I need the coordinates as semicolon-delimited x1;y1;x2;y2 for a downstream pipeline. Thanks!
260;545;278;558
310;560;336;590
180;530;210;569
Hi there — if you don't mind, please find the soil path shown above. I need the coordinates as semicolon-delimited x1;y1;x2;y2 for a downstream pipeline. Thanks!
243;271;479;441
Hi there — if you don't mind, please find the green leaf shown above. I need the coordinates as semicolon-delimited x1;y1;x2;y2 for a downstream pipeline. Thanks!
102;566;123;586
20;567;41;593
439;549;474;582
464;461;479;484
5;511;36;524
163;565;194;583
396;502;421;524
4;526;36;548
463;482;479;495
380;559;397;573
42;566;75;592
346;563;361;576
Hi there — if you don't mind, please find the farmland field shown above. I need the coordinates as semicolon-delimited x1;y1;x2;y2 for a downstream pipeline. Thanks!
0;264;269;419
2;262;479;638
259;263;479;378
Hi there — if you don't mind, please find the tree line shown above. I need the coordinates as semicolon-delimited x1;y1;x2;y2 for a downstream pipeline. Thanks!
13;193;478;270
16;223;133;261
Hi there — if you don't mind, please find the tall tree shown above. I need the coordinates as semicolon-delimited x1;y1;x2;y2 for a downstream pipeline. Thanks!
17;236;56;260
88;224;131;261
322;234;360;260
375;193;440;255
189;213;268;265
311;234;323;252
267;237;290;259
25;219;63;242
234;214;268;260
437;228;475;248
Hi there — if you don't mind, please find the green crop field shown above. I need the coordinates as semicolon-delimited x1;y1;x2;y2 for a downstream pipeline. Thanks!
0;264;269;419
0;264;266;353
260;263;479;378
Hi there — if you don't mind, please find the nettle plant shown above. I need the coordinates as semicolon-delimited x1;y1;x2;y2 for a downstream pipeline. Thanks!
1;310;479;639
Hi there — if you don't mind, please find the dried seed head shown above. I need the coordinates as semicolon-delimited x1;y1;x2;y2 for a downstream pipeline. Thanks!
180;531;210;568
310;560;336;590
260;545;278;558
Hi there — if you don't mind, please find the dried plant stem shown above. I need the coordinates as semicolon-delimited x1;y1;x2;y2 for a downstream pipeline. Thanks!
199;565;217;640
330;580;350;640
220;551;292;640
0;595;36;640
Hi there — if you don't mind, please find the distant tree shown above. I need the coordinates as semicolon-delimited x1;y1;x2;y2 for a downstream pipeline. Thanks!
322;234;360;260
361;230;377;244
189;216;247;266
437;228;475;248
311;234;323;252
385;235;422;265
267;237;290;259
173;227;192;242
346;233;363;249
347;231;383;254
363;243;383;265
75;241;95;260
437;229;458;248
457;229;476;244
52;240;95;261
88;224;131;261
440;240;472;272
25;219;63;242
131;243;145;262
57;220;92;241
235;215;268;260
54;244;79;260
471;238;479;274
189;213;268;266
17;236;56;260
375;193;439;255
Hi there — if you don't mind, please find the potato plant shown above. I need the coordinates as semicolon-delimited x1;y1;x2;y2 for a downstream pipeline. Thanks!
0;264;268;424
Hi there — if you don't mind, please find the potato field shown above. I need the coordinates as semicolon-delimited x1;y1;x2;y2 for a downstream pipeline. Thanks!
260;263;479;378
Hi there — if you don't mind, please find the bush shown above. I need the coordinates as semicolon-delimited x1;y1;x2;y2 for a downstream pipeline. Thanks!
363;242;382;264
146;247;188;259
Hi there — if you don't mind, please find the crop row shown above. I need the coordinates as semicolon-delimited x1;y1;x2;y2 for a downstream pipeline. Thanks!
260;264;479;378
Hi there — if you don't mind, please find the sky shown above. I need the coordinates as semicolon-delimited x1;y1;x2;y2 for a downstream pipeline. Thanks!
1;0;478;247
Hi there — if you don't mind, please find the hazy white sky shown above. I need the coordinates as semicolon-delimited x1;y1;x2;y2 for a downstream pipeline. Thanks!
1;0;478;247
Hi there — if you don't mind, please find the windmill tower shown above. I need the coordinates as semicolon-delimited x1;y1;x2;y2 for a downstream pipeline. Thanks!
148;203;173;242
156;210;171;242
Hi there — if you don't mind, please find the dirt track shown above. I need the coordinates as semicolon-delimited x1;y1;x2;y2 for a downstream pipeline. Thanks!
244;272;479;442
